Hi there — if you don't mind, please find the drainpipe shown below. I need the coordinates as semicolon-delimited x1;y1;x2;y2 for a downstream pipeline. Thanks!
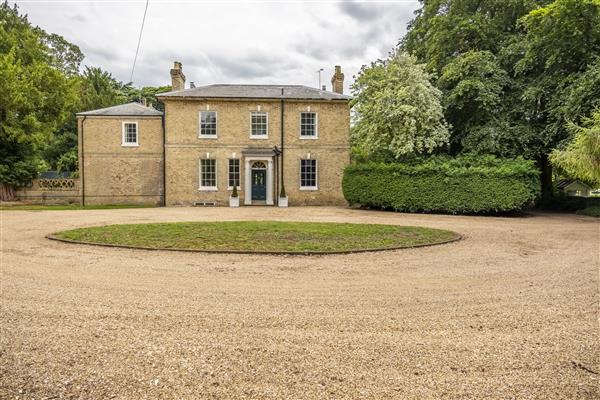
80;116;87;206
280;88;285;198
161;111;166;207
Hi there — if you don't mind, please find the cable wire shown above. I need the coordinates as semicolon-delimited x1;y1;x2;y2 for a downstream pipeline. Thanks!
130;0;149;83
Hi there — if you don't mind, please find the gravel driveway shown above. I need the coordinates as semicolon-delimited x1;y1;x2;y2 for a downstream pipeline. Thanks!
1;207;598;399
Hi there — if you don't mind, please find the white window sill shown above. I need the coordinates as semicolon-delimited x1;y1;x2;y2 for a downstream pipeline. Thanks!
199;135;218;139
121;143;139;147
250;135;269;139
227;186;242;191
299;135;318;140
198;187;218;191
300;187;318;191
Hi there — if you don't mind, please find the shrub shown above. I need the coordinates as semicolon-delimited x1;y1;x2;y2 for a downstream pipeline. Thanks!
578;206;600;218
342;155;540;214
543;195;600;212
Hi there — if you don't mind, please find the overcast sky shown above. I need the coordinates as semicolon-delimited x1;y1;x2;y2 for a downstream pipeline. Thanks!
16;0;420;93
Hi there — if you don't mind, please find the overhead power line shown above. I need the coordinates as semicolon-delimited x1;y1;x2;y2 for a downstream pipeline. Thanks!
130;0;149;84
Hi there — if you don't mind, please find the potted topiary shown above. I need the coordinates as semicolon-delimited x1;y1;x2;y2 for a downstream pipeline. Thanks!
229;184;239;207
278;185;288;207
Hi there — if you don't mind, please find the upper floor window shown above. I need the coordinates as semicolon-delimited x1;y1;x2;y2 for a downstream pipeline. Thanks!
251;111;268;138
122;121;138;146
199;159;217;190
300;112;317;138
228;159;241;189
300;159;317;190
199;111;217;138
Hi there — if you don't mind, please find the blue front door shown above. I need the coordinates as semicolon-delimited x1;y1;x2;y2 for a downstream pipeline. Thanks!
251;169;266;200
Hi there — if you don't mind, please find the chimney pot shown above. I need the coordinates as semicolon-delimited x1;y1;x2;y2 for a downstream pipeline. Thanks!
331;65;344;94
170;61;186;91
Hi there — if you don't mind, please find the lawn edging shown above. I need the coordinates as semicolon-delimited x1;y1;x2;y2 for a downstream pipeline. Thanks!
45;231;462;256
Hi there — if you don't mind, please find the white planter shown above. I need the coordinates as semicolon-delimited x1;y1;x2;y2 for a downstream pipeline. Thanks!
229;196;239;207
278;196;288;207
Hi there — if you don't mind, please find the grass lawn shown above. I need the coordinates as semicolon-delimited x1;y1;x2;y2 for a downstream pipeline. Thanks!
51;221;459;254
0;204;156;211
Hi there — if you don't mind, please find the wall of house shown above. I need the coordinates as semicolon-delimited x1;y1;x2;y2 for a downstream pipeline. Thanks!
163;99;350;206
78;116;164;205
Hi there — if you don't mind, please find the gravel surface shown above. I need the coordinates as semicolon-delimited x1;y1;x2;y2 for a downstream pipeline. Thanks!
1;207;598;399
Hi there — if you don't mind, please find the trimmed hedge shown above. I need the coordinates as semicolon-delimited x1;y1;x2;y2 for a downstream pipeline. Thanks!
342;155;540;214
544;195;600;211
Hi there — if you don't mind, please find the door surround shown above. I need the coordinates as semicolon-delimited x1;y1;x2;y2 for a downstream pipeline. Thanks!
244;156;274;205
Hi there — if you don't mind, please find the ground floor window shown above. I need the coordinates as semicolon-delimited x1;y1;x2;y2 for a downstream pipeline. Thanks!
228;159;240;189
300;159;317;190
199;159;217;190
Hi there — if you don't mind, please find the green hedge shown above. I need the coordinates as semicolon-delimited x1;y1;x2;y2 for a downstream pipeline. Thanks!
545;195;600;211
342;155;540;214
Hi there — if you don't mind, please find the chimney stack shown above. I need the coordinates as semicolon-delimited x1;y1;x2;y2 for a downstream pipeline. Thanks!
170;61;186;91
331;65;344;94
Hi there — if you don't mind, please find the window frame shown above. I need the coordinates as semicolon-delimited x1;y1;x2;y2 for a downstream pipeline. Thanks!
299;159;318;190
250;111;269;139
227;158;241;190
198;158;218;191
121;121;139;147
199;111;218;138
299;111;318;139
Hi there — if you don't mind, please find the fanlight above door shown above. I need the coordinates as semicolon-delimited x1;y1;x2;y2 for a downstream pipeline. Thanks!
251;161;267;169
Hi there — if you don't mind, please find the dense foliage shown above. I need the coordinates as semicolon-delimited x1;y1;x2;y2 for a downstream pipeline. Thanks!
0;2;169;194
350;52;449;159
342;155;540;214
550;110;600;186
398;0;600;200
0;2;77;189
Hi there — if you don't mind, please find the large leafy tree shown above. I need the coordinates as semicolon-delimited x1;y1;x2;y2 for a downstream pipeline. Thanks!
351;52;449;160
401;0;600;201
0;2;77;199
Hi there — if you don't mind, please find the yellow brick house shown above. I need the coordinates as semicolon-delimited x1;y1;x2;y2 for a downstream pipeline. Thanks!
77;62;350;206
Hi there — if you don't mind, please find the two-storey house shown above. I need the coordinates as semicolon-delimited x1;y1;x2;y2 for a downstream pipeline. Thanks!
76;62;350;206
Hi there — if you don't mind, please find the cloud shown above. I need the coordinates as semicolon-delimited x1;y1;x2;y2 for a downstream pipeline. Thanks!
15;1;420;93
339;1;385;21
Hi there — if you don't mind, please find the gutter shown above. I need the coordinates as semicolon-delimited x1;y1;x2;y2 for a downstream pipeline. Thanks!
80;116;87;206
161;110;166;207
280;88;285;198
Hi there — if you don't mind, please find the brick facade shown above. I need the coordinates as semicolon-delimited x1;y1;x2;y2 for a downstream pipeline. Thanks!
163;99;350;206
76;65;350;207
77;116;164;205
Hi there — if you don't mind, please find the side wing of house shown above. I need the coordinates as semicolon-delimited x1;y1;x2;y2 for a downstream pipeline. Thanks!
77;103;164;206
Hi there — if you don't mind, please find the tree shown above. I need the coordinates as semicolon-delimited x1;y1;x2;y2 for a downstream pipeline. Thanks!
400;0;600;202
438;50;510;153
127;85;171;112
515;0;600;201
350;52;449;160
550;110;600;186
37;31;84;77
0;2;77;199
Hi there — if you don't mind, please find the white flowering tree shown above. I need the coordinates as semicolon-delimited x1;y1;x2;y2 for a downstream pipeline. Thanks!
350;52;449;160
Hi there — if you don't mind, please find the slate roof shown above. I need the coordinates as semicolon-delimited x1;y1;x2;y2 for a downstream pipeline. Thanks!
156;84;351;101
76;102;163;117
